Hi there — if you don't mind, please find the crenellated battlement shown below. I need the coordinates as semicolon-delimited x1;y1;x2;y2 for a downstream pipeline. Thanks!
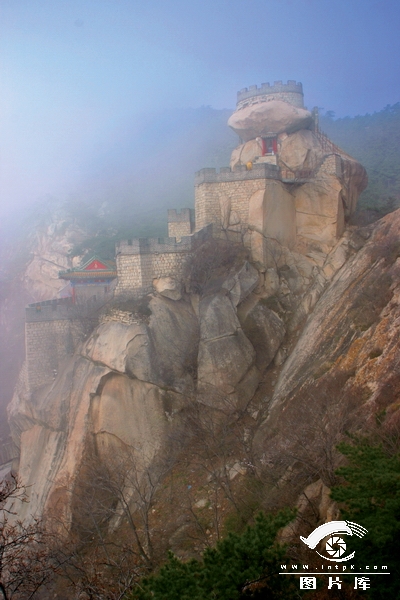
26;297;74;322
167;208;195;240
116;225;212;256
114;225;213;298
116;236;192;255
195;163;280;185
237;80;304;109
167;208;194;223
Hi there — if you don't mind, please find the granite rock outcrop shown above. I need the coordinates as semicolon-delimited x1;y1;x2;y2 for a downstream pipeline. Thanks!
7;210;400;542
254;210;400;508
7;261;266;522
5;82;397;557
227;100;313;141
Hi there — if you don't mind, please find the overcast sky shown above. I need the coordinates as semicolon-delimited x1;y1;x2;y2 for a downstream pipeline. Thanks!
1;0;399;222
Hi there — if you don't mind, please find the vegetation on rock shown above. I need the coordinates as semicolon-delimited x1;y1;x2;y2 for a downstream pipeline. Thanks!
130;511;297;600
331;435;400;599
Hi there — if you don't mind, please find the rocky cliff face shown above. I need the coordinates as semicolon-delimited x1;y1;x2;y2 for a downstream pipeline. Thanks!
23;218;84;301
8;210;400;531
0;215;85;437
256;210;400;498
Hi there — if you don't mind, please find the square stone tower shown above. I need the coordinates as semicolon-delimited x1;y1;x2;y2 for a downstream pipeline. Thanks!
167;208;195;242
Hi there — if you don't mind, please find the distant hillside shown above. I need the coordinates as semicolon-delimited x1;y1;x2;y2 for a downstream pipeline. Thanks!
320;103;400;215
69;103;400;257
43;102;400;258
65;106;238;258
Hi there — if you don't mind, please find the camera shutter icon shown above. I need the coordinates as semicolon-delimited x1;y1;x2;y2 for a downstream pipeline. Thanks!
326;535;346;558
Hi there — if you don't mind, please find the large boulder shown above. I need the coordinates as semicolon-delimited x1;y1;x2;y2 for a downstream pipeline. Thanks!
199;292;239;340
248;182;297;265
83;295;199;394
279;129;322;172
91;375;183;463
338;155;368;217
197;292;256;403
278;131;367;220
9;357;112;523
241;303;286;371
153;276;182;301
230;138;264;170
126;295;199;393
294;175;346;253
83;320;146;374
11;361;182;526
228;100;313;142
221;261;259;307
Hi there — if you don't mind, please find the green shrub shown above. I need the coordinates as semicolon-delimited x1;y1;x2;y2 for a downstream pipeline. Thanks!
130;510;298;600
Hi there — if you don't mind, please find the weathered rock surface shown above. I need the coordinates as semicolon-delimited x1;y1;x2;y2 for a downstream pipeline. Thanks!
248;182;297;263
254;210;400;506
0;216;86;438
221;261;259;307
228;100;313;142
279;129;321;172
153;276;182;300
7;208;400;535
91;375;181;464
241;303;286;371
24;219;85;301
126;296;199;393
9;356;111;522
338;153;369;217
197;292;256;402
83;320;146;374
230;138;264;170
84;298;197;396
294;175;345;252
8;265;272;522
8;344;184;525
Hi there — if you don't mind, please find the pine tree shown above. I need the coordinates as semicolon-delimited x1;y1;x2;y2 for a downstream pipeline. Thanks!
131;510;298;599
331;437;400;599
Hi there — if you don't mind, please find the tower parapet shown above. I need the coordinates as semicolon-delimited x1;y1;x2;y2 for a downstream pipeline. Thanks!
114;225;213;297
237;80;304;110
195;163;280;185
167;208;194;240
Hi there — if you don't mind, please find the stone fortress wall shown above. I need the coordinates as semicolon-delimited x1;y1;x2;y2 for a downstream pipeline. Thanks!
23;224;213;392
25;299;83;391
195;169;276;232
236;80;304;110
114;224;212;297
21;79;367;396
194;80;360;257
194;153;344;235
167;208;195;240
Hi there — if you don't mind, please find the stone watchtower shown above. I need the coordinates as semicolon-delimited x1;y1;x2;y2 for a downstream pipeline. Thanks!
167;208;195;241
236;80;305;110
195;80;367;264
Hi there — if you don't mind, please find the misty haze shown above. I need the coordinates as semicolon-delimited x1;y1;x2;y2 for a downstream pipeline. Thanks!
0;1;399;598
